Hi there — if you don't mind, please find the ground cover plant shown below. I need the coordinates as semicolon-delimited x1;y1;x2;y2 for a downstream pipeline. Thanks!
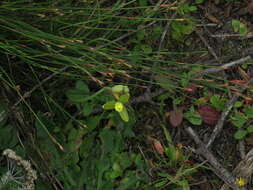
1;0;253;189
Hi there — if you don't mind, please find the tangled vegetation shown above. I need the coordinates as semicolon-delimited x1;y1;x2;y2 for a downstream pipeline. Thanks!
0;0;253;189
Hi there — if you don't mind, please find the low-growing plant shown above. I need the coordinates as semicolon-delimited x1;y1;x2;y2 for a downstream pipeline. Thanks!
230;104;253;140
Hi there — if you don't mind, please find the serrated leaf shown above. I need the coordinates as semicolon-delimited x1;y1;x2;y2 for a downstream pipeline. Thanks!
103;101;116;110
234;130;247;140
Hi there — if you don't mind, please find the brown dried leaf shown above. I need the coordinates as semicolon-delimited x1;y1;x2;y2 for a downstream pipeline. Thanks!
169;108;183;127
153;139;164;156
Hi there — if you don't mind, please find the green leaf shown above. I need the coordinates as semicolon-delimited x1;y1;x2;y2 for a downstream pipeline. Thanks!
234;130;247;140
232;20;240;32
103;101;116;110
66;89;89;103
118;106;129;122
83;103;93;116
234;101;243;108
154;180;167;188
231;113;247;128
86;115;100;131
210;94;227;111
75;80;89;94
119;93;130;103
184;107;202;125
188;6;197;11
245;106;253;118
247;125;253;133
239;25;248;35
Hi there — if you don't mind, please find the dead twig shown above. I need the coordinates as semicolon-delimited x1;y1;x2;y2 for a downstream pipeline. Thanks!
193;56;252;78
185;127;242;190
207;76;253;148
195;29;220;63
239;140;246;160
157;12;177;53
211;33;253;39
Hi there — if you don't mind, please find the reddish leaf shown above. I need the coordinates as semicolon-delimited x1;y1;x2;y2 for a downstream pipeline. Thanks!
153;139;164;156
198;105;220;125
169;108;183;127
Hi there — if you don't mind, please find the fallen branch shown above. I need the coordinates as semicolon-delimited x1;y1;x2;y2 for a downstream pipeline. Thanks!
185;127;243;190
193;56;252;78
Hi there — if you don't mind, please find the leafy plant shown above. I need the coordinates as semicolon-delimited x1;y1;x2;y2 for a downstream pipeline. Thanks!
230;105;253;140
103;85;130;122
170;3;197;41
184;106;202;125
154;144;199;190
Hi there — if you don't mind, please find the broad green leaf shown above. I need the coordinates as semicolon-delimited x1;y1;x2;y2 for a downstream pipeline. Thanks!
119;93;130;103
86;115;100;131
184;107;202;125
75;80;89;94
103;101;116;110
234;130;247;140
247;125;253;133
66;89;89;103
118;107;129;122
83;103;93;116
245;106;253;118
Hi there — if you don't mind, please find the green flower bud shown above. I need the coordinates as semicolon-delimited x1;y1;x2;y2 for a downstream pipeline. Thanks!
112;85;124;94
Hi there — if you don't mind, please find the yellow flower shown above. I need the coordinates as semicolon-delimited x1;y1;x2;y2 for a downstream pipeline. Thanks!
115;102;123;112
236;177;245;187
